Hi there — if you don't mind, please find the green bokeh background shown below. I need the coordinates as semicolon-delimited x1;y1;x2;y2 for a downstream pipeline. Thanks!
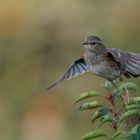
0;0;140;140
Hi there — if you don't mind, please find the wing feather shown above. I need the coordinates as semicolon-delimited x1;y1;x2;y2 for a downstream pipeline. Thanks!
46;57;89;90
108;48;140;77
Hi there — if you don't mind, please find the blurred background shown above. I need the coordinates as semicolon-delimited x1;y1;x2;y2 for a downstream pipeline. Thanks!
0;0;140;140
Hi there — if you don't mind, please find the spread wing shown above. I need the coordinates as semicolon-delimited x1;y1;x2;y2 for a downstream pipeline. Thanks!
108;48;140;78
46;57;89;90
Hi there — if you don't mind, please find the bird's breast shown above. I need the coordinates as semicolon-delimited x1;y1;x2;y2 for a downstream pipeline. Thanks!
88;61;121;80
84;52;121;80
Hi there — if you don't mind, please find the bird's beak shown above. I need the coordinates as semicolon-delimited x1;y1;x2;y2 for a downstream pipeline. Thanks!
82;41;88;45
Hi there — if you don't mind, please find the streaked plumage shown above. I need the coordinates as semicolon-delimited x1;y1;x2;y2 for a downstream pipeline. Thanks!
46;57;89;90
46;35;140;90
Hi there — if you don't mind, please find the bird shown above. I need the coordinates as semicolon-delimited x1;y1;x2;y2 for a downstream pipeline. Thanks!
46;35;140;93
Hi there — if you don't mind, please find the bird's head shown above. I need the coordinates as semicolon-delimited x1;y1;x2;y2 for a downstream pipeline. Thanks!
82;35;107;54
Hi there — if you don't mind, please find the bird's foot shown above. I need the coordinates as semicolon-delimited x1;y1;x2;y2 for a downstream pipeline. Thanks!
121;80;131;104
114;88;128;105
111;80;130;105
120;94;128;105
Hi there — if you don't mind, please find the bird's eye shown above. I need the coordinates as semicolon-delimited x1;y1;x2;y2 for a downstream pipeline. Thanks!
91;42;96;45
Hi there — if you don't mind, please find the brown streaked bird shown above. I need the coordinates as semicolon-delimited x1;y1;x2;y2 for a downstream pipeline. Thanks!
46;35;140;92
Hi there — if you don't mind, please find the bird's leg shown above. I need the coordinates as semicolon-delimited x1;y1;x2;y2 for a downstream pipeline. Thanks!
119;77;130;102
111;80;127;105
111;80;119;93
